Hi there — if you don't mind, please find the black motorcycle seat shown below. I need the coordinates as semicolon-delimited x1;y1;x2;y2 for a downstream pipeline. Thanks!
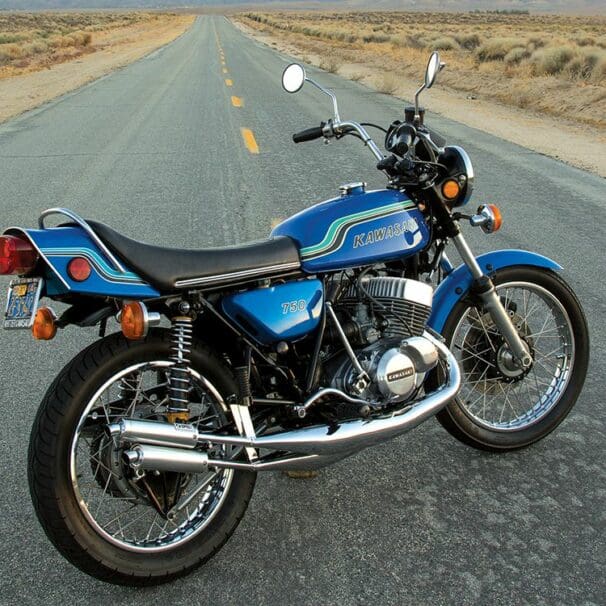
87;220;301;291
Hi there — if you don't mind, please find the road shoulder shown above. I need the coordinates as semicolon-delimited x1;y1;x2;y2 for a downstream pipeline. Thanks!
0;15;195;125
234;19;606;178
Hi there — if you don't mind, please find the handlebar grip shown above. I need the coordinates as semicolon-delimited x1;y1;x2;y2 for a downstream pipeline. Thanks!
293;125;324;143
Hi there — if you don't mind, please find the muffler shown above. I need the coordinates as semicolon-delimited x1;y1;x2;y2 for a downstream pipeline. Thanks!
112;332;460;462
122;446;346;473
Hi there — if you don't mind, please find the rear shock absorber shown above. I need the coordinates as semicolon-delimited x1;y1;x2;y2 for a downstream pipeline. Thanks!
167;314;194;423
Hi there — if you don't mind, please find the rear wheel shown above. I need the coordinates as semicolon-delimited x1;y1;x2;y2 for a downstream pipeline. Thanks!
28;330;256;585
435;267;589;451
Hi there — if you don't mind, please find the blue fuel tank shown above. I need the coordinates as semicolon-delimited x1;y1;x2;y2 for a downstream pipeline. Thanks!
271;188;430;273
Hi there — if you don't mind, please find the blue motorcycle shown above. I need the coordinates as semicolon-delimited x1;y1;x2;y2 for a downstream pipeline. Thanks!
2;53;588;585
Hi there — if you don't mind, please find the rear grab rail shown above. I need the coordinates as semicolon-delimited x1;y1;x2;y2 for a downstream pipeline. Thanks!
38;207;126;274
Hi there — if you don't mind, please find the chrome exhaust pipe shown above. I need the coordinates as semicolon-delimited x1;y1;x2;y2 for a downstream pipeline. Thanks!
113;333;460;459
123;446;345;473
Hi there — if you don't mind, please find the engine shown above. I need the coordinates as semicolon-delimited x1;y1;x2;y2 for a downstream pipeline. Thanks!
330;276;439;404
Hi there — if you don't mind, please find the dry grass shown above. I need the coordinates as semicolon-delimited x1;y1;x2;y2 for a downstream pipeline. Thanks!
0;12;184;77
238;11;606;128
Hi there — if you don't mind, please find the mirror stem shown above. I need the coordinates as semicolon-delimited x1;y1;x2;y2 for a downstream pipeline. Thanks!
413;83;426;124
306;77;341;122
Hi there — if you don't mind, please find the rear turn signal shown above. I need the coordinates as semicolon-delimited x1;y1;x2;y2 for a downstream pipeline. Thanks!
32;307;57;341
121;302;147;340
120;302;160;340
0;235;38;275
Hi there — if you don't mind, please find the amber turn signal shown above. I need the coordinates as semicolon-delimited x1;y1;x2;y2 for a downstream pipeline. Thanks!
32;307;57;341
121;302;147;340
441;179;461;200
486;204;503;232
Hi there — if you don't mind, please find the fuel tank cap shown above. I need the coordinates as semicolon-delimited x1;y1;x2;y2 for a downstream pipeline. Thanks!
339;182;367;196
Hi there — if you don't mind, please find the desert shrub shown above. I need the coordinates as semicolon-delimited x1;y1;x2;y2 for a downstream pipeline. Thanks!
477;37;528;61
0;33;27;44
432;36;459;51
565;46;606;81
362;33;391;44
377;73;399;94
504;47;528;64
455;32;481;50
574;35;596;47
402;33;427;49
531;46;575;75
319;55;340;73
590;56;606;83
0;43;22;62
19;40;48;57
527;36;547;50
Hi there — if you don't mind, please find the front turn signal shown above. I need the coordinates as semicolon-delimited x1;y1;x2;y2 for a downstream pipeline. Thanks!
441;179;461;200
471;204;503;234
32;307;57;340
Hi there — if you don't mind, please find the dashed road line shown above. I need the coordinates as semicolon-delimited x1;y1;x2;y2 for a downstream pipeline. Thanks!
241;128;259;154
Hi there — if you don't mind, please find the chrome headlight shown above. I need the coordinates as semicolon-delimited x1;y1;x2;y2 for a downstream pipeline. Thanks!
438;146;474;207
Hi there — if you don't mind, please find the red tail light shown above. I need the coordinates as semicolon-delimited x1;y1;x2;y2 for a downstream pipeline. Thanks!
0;235;39;275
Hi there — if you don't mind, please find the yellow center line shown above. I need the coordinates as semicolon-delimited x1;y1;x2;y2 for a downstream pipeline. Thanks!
241;128;259;154
222;67;228;74
231;96;243;108
225;78;233;87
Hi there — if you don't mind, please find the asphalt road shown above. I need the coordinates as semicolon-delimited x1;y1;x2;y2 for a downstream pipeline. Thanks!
0;15;604;606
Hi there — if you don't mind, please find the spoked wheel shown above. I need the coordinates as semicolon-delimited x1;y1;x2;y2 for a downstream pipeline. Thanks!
436;267;589;451
29;331;255;585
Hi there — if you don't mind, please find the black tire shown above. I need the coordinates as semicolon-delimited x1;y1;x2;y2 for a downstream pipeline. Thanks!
435;267;589;451
28;329;256;586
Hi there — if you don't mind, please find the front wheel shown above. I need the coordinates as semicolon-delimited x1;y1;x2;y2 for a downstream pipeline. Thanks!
435;267;589;451
28;330;256;585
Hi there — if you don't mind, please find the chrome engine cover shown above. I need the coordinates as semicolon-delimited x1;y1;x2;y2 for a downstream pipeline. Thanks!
375;347;416;399
331;276;438;405
333;335;439;404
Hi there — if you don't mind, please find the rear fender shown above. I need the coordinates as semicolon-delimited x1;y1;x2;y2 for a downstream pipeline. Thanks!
4;226;160;298
428;249;562;333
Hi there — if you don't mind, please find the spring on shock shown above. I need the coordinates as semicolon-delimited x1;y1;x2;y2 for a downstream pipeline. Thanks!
168;316;194;420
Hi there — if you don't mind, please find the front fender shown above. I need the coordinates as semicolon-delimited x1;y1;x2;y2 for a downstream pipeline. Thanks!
428;249;562;333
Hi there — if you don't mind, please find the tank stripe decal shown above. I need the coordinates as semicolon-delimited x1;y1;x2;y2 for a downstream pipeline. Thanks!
300;201;416;260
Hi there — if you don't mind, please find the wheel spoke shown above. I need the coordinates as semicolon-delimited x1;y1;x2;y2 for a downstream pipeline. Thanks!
451;280;574;431
70;361;233;551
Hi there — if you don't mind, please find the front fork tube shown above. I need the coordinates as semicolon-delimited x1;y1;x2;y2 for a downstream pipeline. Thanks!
452;232;533;369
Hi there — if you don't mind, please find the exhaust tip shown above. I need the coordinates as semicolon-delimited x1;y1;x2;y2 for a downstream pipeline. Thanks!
122;449;141;468
105;421;123;439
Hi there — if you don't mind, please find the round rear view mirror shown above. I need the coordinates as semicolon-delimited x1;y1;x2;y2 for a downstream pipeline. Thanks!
425;51;441;89
282;63;305;94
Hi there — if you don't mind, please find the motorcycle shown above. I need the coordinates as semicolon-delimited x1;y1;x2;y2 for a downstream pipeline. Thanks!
1;52;588;585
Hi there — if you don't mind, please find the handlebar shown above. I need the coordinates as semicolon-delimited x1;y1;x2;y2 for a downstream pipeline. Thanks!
293;125;325;143
291;119;385;162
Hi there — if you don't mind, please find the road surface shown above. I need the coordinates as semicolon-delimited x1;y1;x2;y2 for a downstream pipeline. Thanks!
0;15;604;606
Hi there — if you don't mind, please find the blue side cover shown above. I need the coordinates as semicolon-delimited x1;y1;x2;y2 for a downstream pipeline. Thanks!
428;249;562;333
7;226;159;298
222;279;324;345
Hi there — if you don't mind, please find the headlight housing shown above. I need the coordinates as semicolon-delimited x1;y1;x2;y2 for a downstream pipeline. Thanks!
438;146;474;207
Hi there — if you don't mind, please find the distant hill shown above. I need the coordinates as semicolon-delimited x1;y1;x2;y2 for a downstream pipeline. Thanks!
1;0;604;13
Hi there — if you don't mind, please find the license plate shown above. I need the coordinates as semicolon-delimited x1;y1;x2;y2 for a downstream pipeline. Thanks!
4;277;43;329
